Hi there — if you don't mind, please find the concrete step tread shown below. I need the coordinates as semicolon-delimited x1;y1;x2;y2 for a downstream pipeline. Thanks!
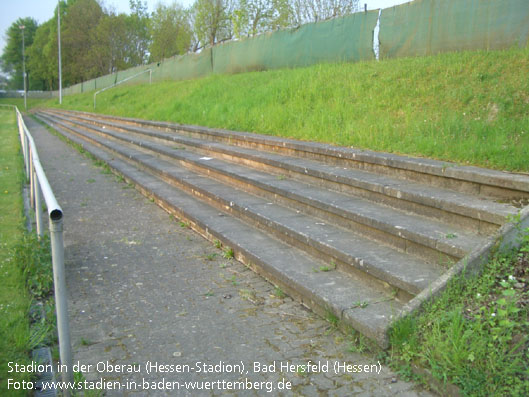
46;108;529;194
139;157;446;296
38;112;443;296
39;116;401;347
40;111;485;260
204;143;518;226
44;110;517;226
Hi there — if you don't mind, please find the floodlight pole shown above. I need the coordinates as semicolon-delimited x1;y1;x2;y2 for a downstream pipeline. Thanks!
58;0;62;104
19;25;27;110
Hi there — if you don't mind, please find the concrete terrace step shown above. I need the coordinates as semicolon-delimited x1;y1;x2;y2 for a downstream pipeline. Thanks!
35;108;529;348
38;111;485;265
33;114;403;347
44;108;529;199
37;111;444;298
41;109;519;234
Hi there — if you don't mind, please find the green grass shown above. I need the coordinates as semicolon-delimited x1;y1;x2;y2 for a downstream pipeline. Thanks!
42;45;529;171
0;98;49;110
0;108;33;395
388;229;529;396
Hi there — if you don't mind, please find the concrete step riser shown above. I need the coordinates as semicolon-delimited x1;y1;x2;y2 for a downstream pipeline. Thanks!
48;109;529;200
140;145;461;266
43;113;464;264
146;167;417;300
172;134;527;200
164;178;416;301
214;154;499;235
39;113;420;298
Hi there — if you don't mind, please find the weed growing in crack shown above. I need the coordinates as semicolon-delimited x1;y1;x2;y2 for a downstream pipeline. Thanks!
223;247;234;259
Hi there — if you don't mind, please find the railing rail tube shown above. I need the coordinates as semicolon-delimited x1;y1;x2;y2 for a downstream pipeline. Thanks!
94;68;152;109
11;106;73;393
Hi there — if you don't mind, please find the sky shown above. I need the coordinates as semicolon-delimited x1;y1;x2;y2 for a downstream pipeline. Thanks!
1;0;411;58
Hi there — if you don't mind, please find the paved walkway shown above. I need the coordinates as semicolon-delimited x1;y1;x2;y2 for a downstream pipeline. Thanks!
28;116;433;396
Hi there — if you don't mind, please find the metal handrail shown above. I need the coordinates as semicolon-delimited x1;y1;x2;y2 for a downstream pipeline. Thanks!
93;68;152;109
13;106;73;389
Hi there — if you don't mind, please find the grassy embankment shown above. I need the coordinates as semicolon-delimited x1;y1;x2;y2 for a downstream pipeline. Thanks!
0;98;48;110
0;107;56;395
0;108;32;394
42;45;529;171
388;228;529;396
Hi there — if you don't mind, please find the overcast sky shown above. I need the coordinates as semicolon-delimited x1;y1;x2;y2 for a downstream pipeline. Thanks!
1;0;411;58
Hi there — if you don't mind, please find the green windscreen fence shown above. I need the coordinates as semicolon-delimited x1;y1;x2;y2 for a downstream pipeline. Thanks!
60;0;529;96
212;11;378;74
61;10;377;95
379;0;529;58
154;48;213;81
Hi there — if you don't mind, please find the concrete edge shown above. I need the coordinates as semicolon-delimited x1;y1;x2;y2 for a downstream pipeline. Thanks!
45;108;529;193
392;205;529;328
32;346;57;397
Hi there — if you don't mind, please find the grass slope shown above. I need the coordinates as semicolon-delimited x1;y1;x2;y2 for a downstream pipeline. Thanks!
44;45;529;171
389;230;529;396
0;108;32;395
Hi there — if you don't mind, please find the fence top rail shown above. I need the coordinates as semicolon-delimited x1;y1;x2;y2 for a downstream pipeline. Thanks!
15;107;63;221
93;68;152;109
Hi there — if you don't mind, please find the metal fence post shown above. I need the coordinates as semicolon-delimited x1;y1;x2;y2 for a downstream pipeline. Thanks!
18;112;25;156
24;135;30;181
50;217;73;388
30;151;35;209
35;181;43;238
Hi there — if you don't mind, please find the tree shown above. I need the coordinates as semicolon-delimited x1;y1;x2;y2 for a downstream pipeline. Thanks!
232;0;275;38
291;0;359;26
0;73;8;90
27;20;55;90
1;17;38;90
149;2;192;62
125;0;150;65
269;0;291;30
92;13;131;73
192;0;233;48
62;0;104;84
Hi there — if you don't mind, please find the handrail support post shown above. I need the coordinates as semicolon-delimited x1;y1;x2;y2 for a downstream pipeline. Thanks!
50;218;73;387
35;180;43;238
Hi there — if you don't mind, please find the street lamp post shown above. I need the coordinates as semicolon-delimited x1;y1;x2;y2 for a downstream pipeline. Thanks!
19;25;27;110
58;0;62;104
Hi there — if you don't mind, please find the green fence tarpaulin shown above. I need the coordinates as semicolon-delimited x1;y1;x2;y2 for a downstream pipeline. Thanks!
60;0;529;96
61;10;377;95
154;48;213;81
379;0;529;58
212;10;378;74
